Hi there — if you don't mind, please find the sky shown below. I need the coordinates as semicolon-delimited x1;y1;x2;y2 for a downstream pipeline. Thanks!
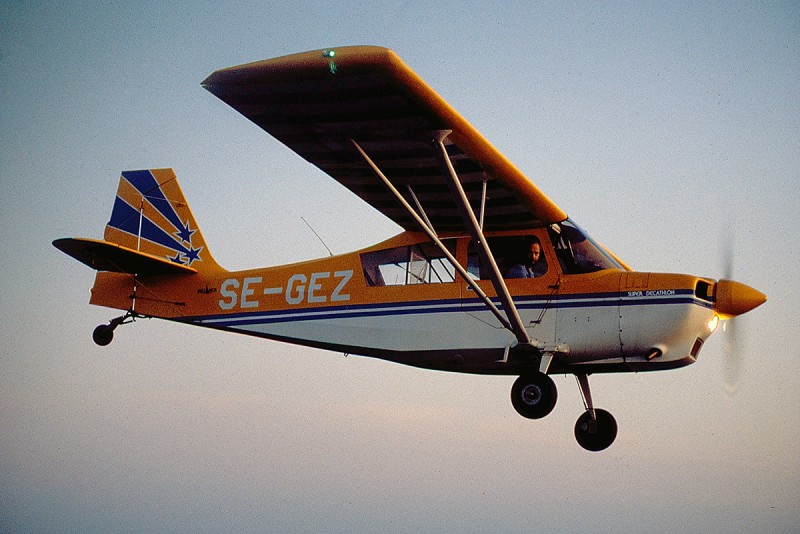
1;2;798;532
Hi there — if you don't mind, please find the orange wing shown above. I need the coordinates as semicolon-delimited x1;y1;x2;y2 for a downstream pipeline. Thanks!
202;46;566;232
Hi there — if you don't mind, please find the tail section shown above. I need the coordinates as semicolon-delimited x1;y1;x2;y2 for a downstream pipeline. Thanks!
54;168;225;313
54;168;227;329
104;169;221;272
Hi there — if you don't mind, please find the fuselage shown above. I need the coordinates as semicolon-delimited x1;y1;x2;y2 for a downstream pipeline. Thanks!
90;228;718;376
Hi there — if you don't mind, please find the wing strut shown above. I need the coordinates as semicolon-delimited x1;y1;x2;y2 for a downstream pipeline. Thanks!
479;175;487;231
431;131;533;347
350;138;523;337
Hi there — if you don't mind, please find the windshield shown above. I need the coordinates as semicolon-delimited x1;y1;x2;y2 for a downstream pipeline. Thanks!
548;218;622;274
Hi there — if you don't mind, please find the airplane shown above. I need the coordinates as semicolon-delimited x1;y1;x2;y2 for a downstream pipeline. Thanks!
53;46;767;451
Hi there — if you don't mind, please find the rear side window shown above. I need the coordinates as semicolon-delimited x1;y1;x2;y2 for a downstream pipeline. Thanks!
361;240;457;286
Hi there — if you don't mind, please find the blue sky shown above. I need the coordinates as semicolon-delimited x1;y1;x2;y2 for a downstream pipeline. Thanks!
2;2;798;532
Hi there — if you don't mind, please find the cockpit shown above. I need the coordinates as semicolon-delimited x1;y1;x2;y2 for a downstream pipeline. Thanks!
467;218;622;280
359;218;622;287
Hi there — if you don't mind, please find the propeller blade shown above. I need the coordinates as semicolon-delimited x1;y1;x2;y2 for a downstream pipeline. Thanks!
720;231;734;280
721;316;742;395
714;231;765;394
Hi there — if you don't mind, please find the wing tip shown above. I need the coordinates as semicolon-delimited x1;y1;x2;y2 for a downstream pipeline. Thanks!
202;45;399;89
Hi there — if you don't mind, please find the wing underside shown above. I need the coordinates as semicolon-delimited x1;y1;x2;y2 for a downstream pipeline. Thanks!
202;46;566;232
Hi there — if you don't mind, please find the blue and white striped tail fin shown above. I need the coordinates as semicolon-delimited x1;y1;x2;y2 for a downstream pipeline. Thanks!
104;169;221;273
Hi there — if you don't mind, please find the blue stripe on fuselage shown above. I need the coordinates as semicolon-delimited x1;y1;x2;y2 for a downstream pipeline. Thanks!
179;290;709;328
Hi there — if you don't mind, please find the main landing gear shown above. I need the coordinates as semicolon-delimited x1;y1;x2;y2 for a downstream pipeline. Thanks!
510;371;617;452
573;374;617;451
92;310;142;346
511;372;558;419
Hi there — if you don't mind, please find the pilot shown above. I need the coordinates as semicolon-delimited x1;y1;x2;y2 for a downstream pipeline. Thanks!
506;236;547;278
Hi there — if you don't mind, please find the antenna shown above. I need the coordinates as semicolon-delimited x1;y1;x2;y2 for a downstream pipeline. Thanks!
301;216;334;257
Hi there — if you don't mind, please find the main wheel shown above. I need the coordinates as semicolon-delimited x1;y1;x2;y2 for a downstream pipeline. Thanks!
574;408;617;451
92;324;114;346
510;372;558;419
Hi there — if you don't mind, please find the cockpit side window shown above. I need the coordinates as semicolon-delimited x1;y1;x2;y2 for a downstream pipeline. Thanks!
467;235;548;280
361;240;457;286
548;218;622;274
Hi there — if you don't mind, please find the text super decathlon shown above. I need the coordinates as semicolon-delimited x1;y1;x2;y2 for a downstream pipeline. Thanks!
54;46;766;451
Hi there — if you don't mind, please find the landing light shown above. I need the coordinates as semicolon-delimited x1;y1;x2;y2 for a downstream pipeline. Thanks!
707;315;719;333
322;50;336;58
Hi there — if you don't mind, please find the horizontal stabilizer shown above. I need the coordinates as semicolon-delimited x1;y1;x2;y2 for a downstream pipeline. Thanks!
53;237;197;276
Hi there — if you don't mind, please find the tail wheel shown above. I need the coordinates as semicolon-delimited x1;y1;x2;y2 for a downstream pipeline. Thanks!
511;372;558;419
574;408;617;451
92;324;114;346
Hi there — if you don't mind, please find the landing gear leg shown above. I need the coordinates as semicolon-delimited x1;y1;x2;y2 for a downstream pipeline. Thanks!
92;310;141;346
574;373;617;451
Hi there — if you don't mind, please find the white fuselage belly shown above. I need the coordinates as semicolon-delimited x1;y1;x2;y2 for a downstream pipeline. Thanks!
186;290;715;375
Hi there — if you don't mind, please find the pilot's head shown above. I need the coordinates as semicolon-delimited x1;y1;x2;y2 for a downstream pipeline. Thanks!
527;236;542;263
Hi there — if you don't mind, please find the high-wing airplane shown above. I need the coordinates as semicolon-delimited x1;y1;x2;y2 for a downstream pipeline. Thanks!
53;46;766;451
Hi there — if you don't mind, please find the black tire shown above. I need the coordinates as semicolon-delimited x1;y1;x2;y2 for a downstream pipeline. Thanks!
92;324;114;346
574;408;617;452
510;372;558;419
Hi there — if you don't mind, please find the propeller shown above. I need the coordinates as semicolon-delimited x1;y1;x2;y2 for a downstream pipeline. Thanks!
713;234;767;394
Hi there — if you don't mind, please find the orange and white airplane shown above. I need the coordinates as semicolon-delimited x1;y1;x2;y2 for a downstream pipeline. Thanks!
54;46;766;451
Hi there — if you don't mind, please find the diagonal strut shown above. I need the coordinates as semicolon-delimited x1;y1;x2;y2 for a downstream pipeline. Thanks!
350;138;520;336
431;130;533;346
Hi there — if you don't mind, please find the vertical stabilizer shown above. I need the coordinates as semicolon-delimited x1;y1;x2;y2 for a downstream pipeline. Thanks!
104;169;222;273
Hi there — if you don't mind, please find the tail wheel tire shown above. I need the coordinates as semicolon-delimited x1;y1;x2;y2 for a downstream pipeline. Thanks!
511;372;558;419
92;324;114;346
574;408;617;451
